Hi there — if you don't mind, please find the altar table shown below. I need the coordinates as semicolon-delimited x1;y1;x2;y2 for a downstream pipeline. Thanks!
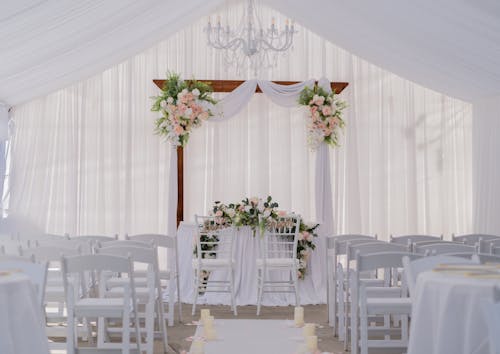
0;273;50;354
407;271;500;354
177;222;327;306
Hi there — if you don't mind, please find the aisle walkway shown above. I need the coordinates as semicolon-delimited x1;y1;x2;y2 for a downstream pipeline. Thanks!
166;304;342;353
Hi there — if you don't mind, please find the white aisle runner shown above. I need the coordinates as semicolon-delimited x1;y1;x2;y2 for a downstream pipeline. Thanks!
177;222;326;306
190;319;304;354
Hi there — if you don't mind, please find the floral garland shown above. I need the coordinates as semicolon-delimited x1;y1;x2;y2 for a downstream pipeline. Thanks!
298;84;347;150
151;72;217;147
202;196;319;279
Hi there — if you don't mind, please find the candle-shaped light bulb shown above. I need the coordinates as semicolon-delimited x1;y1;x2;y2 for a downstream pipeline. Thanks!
272;17;276;25
285;19;289;26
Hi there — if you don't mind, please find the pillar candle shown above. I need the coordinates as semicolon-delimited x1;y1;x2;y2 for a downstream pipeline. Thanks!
200;309;210;321
294;306;304;326
191;339;205;354
303;323;315;337
306;335;318;352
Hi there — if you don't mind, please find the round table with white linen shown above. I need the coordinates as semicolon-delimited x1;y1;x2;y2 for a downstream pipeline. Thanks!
177;222;327;306
0;272;50;354
407;270;500;354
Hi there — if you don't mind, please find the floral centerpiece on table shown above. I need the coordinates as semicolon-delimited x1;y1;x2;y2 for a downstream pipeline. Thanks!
298;83;347;150
199;196;319;279
151;72;217;147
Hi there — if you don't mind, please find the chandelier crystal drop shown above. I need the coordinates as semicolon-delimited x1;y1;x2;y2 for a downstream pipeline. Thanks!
204;0;297;75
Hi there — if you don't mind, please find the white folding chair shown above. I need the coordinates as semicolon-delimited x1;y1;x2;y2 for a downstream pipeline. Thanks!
353;252;421;354
326;234;377;333
62;254;141;354
126;233;182;326
344;242;410;351
402;255;476;296
482;286;500;354
97;244;168;354
193;215;237;316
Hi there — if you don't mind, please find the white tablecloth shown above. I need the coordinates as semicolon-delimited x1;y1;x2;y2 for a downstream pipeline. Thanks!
408;271;500;354
0;273;50;354
190;319;305;354
177;222;326;306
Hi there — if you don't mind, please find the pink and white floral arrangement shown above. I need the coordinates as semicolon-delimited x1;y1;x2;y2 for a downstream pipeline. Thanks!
151;72;217;147
298;84;346;149
205;196;319;279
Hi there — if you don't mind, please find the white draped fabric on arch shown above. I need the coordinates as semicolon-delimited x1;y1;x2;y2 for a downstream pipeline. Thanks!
7;3;471;249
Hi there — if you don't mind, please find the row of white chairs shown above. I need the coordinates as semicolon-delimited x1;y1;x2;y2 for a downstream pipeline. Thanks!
0;234;181;354
192;214;302;317
326;233;500;354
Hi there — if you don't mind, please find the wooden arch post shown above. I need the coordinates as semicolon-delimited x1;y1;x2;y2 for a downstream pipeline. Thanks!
153;79;348;227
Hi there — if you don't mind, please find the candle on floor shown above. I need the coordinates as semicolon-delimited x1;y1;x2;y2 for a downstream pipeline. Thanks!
204;326;217;340
306;335;318;352
294;306;304;326
200;309;210;321
203;315;214;326
303;323;315;337
191;339;205;354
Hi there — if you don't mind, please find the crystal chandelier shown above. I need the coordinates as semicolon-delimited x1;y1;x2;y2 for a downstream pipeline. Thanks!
204;0;297;75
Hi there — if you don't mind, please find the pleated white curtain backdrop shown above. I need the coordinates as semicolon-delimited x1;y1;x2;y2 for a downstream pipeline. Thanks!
8;3;472;238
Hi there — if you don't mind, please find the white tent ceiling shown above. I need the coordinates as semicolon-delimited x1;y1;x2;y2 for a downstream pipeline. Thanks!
1;0;500;106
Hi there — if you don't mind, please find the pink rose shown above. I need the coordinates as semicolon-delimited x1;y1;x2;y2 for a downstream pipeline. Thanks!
302;231;311;241
321;106;332;116
277;210;287;217
199;111;209;120
215;210;223;217
174;125;184;134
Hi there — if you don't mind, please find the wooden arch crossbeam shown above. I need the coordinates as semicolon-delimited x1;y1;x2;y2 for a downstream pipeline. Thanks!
153;79;349;226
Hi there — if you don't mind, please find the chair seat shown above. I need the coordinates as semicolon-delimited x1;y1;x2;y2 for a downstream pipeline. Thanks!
192;258;234;269
365;297;412;314
74;298;126;317
256;258;299;268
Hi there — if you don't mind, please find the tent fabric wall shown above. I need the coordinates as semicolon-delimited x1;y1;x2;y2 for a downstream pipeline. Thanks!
2;0;500;105
1;0;498;232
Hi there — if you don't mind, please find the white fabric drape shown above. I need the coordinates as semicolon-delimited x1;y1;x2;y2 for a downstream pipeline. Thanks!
2;0;500;105
211;79;315;121
8;3;472;239
472;96;500;234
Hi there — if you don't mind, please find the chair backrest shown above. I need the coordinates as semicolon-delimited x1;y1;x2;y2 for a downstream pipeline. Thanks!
472;253;500;264
98;240;153;249
260;214;301;261
71;235;118;243
62;254;134;300
347;241;409;261
194;215;236;261
126;233;176;249
96;245;158;267
334;238;385;256
452;233;500;245
0;259;48;306
390;234;443;245
0;239;29;255
35;238;93;254
326;234;377;249
413;243;476;255
403;255;476;296
21;245;81;263
357;252;421;273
